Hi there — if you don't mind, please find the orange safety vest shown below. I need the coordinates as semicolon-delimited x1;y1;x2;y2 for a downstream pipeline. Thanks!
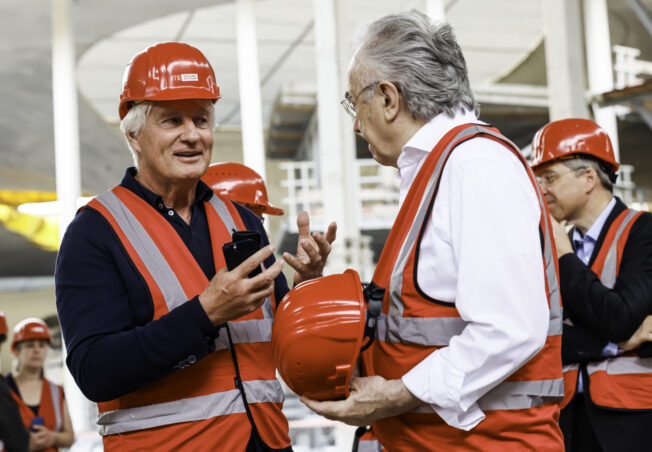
10;377;64;452
560;208;652;410
363;124;564;451
87;186;290;451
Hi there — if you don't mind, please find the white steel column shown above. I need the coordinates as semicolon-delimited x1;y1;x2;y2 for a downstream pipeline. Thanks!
236;0;266;179
313;0;358;272
51;0;91;435
541;0;589;120
52;0;80;242
426;0;446;22
583;0;620;162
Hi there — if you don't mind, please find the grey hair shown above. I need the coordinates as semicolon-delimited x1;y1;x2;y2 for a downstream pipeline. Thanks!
119;100;217;167
354;10;478;120
563;157;614;192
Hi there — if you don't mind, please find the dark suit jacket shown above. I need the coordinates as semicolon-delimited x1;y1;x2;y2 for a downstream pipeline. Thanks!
559;197;652;451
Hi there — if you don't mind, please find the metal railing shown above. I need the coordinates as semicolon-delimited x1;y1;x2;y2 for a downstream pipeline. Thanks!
279;159;399;233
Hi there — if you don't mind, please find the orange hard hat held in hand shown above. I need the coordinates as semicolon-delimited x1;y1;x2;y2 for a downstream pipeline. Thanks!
271;269;384;401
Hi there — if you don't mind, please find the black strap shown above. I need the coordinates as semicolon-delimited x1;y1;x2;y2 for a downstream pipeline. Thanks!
225;323;259;430
352;426;371;452
360;282;385;352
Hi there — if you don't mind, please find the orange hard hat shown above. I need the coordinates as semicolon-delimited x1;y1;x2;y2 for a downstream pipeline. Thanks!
119;42;221;120
272;270;384;401
11;318;52;352
531;118;619;173
202;163;284;216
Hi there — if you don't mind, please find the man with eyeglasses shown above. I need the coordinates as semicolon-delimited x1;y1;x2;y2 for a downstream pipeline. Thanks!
302;10;564;451
530;118;652;452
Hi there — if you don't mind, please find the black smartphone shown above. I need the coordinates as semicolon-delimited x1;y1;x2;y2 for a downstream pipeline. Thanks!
222;230;263;278
30;416;45;432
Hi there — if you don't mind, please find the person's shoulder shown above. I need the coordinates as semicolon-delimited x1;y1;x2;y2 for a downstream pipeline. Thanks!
60;202;115;250
630;208;652;235
448;133;522;167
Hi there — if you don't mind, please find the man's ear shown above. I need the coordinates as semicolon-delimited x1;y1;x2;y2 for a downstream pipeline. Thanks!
379;81;401;122
126;131;141;154
584;168;599;193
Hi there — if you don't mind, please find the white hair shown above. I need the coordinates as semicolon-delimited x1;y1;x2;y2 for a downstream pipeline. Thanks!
354;10;478;120
119;100;217;167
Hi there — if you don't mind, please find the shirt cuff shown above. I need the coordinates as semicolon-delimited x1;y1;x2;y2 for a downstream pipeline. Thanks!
186;295;222;341
402;355;485;431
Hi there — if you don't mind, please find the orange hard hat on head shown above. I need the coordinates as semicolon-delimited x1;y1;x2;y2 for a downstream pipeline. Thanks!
202;163;284;216
272;270;384;401
530;118;619;173
119;41;221;120
11;318;52;352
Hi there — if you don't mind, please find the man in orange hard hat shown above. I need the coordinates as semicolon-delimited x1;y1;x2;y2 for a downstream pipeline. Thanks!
530;118;652;452
55;41;335;451
300;11;564;451
0;311;30;452
202;162;284;220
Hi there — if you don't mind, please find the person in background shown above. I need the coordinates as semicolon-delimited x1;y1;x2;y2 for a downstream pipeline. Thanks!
55;41;335;451
5;318;74;452
530;118;652;452
0;311;29;452
202;162;285;221
302;10;564;451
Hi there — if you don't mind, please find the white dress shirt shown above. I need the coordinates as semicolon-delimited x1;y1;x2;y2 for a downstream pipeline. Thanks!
399;110;550;430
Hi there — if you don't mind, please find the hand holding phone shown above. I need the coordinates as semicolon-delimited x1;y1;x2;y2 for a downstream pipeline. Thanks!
222;230;263;278
30;416;45;432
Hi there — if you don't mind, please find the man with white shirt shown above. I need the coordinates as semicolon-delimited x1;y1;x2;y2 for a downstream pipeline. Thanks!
302;11;564;451
530;118;652;452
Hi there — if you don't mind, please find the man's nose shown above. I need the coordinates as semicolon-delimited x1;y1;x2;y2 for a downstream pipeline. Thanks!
180;118;200;142
353;116;360;134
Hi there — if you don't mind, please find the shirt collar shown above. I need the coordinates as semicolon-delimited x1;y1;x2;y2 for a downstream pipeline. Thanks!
572;197;616;244
120;167;214;209
397;109;482;171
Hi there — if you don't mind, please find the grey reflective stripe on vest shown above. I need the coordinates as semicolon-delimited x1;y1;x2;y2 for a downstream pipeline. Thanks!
600;209;639;289
214;298;274;351
49;382;63;432
378;126;562;345
411;378;564;413
587;356;652;376
563;363;579;373
97;379;284;436
358;439;384;452
95;191;188;311
208;195;238;234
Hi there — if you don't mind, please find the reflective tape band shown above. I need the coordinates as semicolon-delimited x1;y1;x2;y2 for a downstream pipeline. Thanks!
95;191;188;311
208;195;238;234
97;379;284;436
376;314;467;346
49;382;62;432
600;209;639;289
214;300;274;350
563;363;579;372
410;378;563;414
587;356;652;376
477;378;564;410
358;440;384;452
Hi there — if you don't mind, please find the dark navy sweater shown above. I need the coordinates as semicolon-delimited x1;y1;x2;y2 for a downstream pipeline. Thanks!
55;168;289;402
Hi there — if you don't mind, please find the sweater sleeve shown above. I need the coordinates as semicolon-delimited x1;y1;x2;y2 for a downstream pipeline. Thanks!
55;210;221;402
